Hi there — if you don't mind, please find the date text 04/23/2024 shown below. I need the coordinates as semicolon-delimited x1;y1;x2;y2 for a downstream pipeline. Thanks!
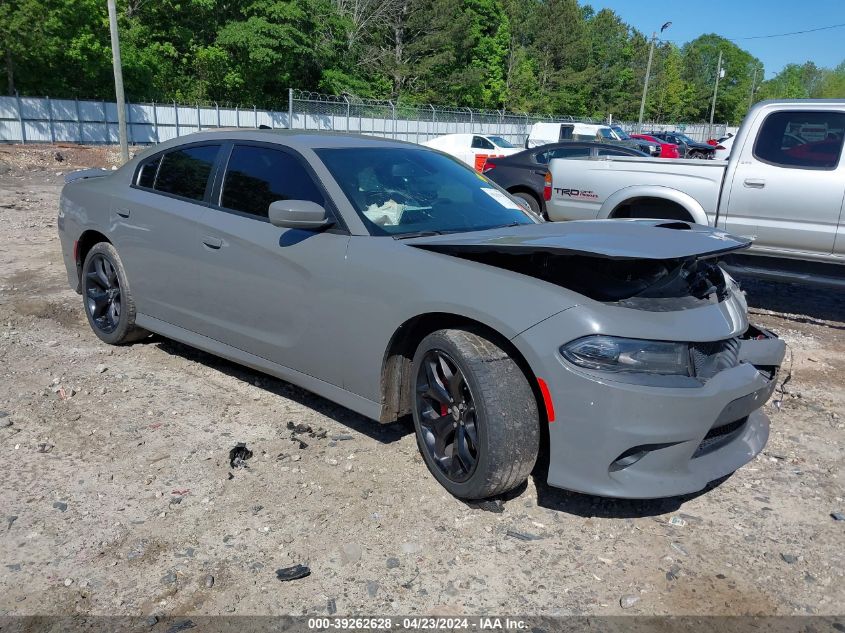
306;617;529;630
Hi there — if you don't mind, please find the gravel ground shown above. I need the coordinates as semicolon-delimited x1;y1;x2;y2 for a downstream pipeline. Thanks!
0;145;843;618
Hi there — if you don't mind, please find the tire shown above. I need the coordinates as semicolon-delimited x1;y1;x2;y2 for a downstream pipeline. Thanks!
410;328;540;499
512;191;541;217
81;242;148;345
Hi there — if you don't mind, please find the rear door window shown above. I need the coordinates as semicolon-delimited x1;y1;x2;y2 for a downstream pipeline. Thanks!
220;145;324;218
754;110;845;169
154;145;221;201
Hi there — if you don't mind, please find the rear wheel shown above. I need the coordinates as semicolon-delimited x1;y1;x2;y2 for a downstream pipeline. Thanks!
81;242;148;345
411;328;540;499
512;191;541;217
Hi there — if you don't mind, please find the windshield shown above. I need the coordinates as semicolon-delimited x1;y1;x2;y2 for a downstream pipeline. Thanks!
611;126;632;140
315;147;536;236
675;133;696;144
487;136;515;148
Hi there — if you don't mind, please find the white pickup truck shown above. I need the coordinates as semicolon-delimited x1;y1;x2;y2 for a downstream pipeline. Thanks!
545;100;845;287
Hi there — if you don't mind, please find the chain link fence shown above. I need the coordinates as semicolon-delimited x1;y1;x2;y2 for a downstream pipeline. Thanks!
288;89;727;144
0;89;726;145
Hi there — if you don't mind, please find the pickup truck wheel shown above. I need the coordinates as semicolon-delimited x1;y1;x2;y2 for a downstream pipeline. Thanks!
411;328;540;499
512;192;541;217
81;242;148;345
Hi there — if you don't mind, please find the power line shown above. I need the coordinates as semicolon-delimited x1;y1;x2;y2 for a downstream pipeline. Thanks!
728;22;845;40
655;22;845;45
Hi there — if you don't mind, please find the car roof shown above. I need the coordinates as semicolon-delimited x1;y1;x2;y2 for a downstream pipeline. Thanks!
133;129;420;161
499;141;647;161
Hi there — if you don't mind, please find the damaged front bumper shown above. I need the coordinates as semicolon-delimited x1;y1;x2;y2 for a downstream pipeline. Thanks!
515;303;786;499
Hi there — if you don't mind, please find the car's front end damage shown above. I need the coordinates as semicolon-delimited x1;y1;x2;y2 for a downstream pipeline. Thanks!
407;220;786;498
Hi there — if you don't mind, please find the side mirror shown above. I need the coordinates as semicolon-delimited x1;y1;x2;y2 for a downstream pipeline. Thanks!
268;200;333;230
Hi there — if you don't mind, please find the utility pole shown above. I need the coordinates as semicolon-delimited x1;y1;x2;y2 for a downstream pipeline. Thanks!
748;66;758;111
637;21;671;132
637;33;656;131
709;50;723;140
107;0;129;164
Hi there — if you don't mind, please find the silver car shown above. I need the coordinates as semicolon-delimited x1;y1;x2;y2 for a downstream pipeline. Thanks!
58;131;786;500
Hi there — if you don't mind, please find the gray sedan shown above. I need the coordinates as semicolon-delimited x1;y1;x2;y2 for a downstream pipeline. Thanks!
58;131;785;499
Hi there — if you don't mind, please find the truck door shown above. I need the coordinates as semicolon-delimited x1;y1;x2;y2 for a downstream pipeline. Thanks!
724;109;845;258
835;192;845;256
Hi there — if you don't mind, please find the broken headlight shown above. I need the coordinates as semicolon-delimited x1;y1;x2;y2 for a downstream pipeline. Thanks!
560;336;692;376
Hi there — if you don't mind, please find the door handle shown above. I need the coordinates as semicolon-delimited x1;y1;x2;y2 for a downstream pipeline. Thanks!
114;207;131;218
202;236;223;249
743;178;766;189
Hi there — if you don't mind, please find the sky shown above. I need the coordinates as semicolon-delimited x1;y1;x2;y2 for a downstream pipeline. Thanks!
588;0;845;78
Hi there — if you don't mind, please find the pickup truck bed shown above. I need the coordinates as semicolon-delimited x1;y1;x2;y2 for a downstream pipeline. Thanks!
544;99;845;286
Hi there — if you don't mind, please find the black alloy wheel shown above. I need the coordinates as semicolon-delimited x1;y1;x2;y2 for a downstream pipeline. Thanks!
84;253;122;333
415;349;479;482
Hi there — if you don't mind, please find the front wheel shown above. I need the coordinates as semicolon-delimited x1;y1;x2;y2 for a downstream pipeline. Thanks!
410;328;540;499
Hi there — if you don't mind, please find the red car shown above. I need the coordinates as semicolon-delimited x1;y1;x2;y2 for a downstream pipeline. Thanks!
631;134;680;158
783;138;842;167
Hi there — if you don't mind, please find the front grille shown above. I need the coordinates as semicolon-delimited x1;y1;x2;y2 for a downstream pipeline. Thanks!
690;337;741;379
692;417;747;458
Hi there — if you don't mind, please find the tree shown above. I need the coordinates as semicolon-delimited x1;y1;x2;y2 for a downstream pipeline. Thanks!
3;0;835;123
681;34;762;124
648;44;696;122
758;60;845;101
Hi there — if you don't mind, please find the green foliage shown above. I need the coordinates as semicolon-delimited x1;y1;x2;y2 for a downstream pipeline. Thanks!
1;0;841;122
758;61;845;101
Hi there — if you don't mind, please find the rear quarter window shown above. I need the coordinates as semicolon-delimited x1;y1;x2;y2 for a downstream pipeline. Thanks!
537;147;591;163
136;156;160;188
154;145;221;200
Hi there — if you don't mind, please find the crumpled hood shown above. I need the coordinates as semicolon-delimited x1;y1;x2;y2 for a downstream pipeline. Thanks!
403;219;750;261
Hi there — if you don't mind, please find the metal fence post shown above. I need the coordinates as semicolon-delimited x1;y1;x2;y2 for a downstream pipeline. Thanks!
430;104;436;138
390;101;396;139
153;101;159;143
344;95;350;133
288;88;294;130
216;102;220;129
235;105;239;128
254;105;258;128
174;101;179;137
46;96;56;143
197;102;202;132
126;101;133;145
75;97;83;143
16;92;26;144
102;100;109;143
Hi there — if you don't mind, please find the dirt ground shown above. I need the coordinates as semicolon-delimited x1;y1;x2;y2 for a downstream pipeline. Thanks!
0;145;843;619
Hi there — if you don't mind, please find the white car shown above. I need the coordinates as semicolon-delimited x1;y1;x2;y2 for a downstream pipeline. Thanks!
713;134;735;160
422;133;520;170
